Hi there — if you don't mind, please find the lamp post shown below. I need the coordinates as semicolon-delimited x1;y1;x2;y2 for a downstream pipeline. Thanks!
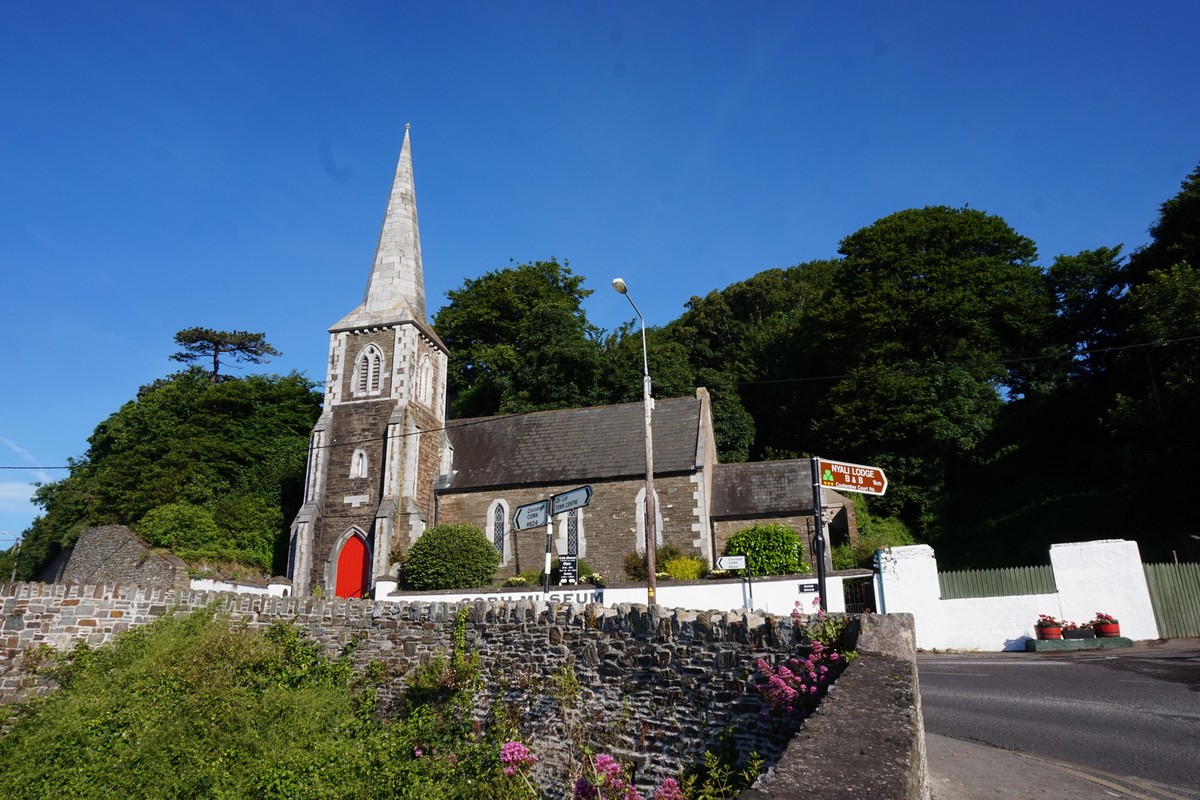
612;277;657;606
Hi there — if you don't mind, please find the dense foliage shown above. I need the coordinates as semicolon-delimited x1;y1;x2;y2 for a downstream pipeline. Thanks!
831;495;916;570
398;523;500;590
6;367;321;579
722;524;808;577
0;609;520;800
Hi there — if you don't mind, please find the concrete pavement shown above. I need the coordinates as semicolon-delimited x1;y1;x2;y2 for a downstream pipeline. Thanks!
927;733;1199;799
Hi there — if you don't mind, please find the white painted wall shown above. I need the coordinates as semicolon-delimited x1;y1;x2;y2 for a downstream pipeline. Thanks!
875;539;1159;651
190;578;289;597
378;573;854;616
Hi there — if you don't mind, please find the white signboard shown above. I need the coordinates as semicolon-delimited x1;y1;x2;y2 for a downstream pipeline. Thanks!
551;485;593;515
717;555;746;571
513;500;549;531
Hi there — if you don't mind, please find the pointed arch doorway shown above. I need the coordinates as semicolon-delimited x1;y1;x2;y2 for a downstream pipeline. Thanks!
335;532;371;598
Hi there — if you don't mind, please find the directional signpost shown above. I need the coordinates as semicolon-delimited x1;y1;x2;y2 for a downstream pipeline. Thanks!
716;555;746;571
718;554;752;605
513;500;549;531
512;486;595;594
818;459;888;496
812;456;889;612
551;485;593;515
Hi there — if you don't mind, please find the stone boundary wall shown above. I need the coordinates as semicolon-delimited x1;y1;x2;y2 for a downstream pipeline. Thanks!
0;582;927;798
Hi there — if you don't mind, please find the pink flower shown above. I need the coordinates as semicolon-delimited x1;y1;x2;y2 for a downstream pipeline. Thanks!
655;777;684;800
499;740;537;776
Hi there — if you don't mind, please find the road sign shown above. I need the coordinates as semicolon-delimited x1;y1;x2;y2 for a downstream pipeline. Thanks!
716;555;746;570
551;485;593;515
513;499;549;531
818;458;888;495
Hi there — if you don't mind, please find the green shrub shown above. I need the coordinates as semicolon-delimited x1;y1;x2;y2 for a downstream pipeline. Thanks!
723;524;808;577
831;495;915;569
662;555;707;581
623;544;686;580
136;498;278;572
400;524;500;590
0;608;513;799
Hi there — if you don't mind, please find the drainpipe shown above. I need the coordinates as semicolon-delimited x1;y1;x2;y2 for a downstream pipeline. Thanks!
873;548;887;614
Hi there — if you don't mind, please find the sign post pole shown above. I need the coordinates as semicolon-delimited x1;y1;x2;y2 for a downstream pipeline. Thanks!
716;555;750;608
810;455;828;612
543;515;553;595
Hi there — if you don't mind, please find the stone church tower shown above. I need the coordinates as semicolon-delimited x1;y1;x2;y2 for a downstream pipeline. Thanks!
288;126;448;597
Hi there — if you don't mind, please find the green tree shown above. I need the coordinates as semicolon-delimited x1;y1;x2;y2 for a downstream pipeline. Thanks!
814;207;1055;535
1125;163;1200;286
432;259;601;418
1046;246;1127;381
170;327;282;383
663;261;839;461
14;367;321;579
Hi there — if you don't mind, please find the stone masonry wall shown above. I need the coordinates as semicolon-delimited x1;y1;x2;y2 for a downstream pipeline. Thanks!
60;526;190;592
436;473;704;580
0;583;926;798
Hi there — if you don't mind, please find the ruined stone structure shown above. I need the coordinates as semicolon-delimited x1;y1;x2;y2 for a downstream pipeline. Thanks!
289;128;855;598
59;526;190;592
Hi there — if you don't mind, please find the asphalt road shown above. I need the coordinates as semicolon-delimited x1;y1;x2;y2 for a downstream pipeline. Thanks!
918;642;1200;797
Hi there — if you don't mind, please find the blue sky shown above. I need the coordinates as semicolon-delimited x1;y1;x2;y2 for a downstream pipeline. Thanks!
2;2;1198;546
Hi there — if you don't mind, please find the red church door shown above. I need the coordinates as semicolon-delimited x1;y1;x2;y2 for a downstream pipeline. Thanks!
335;535;370;598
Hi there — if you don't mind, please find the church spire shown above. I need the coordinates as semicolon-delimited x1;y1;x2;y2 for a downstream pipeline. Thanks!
332;124;426;330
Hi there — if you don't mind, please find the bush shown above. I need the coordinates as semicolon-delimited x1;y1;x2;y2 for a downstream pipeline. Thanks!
662;555;706;581
400;524;500;590
136;498;278;572
723;524;808;577
831;495;915;570
623;544;686;580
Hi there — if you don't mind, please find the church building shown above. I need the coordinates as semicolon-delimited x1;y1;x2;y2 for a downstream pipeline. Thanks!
287;129;854;598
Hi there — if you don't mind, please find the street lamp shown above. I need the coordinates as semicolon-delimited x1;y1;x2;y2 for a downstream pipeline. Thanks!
612;277;657;606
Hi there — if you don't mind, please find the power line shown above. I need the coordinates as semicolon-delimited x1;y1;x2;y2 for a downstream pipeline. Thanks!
3;332;1197;470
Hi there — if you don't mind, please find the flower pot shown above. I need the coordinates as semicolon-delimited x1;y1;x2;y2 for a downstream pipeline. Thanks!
1036;626;1062;640
1093;622;1121;638
1063;628;1095;640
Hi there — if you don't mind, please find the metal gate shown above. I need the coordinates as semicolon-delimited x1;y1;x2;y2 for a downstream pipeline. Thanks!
1143;562;1200;639
842;575;876;613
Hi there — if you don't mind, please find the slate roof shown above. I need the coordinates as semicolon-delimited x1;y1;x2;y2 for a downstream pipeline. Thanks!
441;396;702;490
711;460;817;518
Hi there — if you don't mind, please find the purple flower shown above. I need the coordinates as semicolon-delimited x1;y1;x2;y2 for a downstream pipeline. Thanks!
574;777;599;800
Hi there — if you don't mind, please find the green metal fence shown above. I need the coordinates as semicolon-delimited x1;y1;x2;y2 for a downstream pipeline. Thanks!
1144;562;1200;639
938;565;1057;599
